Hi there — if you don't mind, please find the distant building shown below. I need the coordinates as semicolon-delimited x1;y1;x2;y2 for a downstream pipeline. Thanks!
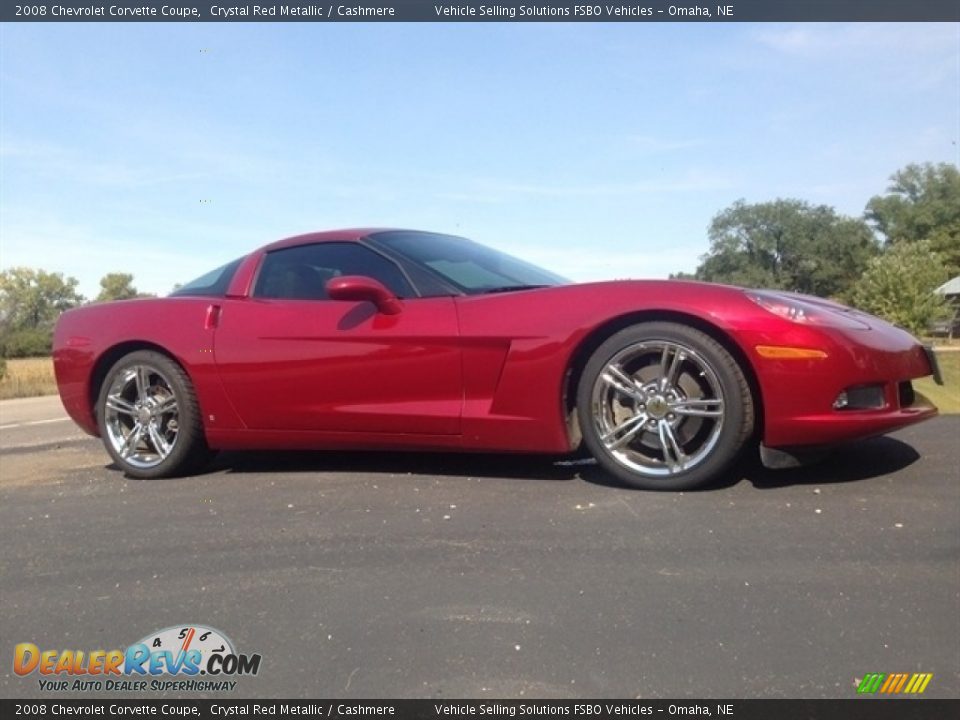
933;276;960;338
935;276;960;299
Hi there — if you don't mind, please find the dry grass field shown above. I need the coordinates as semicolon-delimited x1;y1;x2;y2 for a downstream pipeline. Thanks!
0;357;58;400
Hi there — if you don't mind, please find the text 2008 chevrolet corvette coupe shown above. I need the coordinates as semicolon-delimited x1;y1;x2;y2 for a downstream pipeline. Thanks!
53;229;941;490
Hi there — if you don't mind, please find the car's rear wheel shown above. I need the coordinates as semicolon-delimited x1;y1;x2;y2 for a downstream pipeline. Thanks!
577;322;754;490
96;350;211;479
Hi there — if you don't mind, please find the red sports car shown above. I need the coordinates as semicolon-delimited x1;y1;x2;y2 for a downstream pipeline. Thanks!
53;229;941;490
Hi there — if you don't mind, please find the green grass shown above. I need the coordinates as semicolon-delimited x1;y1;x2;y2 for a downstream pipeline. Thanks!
915;350;960;414
0;357;58;400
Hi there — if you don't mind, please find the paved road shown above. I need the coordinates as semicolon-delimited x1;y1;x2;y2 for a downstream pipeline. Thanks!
1;396;958;699
0;395;83;452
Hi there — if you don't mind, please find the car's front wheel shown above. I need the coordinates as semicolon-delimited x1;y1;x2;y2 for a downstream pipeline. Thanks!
577;322;754;490
96;350;211;479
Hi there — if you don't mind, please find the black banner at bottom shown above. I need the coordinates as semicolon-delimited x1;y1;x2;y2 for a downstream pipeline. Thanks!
1;699;958;720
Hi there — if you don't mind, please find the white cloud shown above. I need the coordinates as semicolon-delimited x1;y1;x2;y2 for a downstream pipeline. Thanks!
0;212;251;299
755;23;958;58
627;135;704;155
448;169;735;202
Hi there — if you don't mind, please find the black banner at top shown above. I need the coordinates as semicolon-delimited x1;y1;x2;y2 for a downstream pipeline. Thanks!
2;0;959;23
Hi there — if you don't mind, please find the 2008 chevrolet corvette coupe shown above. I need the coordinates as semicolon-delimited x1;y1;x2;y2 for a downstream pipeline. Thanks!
53;229;941;490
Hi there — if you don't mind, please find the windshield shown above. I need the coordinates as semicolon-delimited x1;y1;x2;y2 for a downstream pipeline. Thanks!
169;257;243;298
371;231;568;294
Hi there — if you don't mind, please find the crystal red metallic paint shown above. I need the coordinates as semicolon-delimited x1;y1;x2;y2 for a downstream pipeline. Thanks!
52;229;939;490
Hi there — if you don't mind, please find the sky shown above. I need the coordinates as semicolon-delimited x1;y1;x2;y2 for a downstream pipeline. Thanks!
1;21;958;298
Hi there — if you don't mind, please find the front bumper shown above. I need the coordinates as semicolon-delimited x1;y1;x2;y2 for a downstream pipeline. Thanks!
923;344;944;386
749;321;939;449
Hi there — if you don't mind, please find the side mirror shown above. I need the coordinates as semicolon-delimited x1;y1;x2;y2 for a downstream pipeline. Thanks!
326;276;403;315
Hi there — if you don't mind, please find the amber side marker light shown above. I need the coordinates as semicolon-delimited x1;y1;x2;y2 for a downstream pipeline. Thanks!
755;345;828;359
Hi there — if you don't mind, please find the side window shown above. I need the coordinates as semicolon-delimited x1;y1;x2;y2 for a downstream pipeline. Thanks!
253;243;415;300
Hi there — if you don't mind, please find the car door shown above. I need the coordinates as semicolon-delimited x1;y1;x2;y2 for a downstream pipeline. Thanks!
212;242;462;435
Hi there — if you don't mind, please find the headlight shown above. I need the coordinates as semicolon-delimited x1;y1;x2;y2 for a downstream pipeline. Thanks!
746;291;871;331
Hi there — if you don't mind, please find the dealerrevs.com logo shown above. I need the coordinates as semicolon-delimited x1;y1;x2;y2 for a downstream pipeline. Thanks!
13;624;261;692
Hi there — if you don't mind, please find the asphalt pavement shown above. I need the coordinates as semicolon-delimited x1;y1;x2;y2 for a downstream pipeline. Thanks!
1;396;958;699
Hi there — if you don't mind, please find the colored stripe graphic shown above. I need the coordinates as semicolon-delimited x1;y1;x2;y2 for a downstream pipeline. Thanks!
879;674;898;693
857;673;885;694
909;673;933;694
857;672;932;694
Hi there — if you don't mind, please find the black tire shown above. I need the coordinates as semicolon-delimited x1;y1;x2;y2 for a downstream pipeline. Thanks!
96;350;211;479
576;322;754;491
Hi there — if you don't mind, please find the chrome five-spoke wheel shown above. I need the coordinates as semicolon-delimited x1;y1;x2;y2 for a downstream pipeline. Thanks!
103;363;180;469
97;350;210;478
592;340;724;476
577;323;754;490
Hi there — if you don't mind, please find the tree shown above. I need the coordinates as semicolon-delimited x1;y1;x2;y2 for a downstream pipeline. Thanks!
0;267;84;330
0;268;84;357
866;162;960;276
693;199;879;298
96;273;139;302
848;240;952;337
